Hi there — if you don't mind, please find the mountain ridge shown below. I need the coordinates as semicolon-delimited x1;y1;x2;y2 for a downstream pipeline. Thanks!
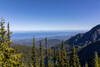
65;24;100;45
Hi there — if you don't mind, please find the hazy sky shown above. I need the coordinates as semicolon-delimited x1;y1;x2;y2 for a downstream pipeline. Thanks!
0;0;100;31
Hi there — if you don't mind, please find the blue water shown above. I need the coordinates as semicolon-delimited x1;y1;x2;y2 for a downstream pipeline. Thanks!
11;31;86;40
44;58;54;64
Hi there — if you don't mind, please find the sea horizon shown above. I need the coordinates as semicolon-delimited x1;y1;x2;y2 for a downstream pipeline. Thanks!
11;30;87;40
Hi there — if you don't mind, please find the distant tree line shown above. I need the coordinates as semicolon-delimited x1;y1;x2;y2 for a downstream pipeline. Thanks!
31;37;99;67
0;18;99;67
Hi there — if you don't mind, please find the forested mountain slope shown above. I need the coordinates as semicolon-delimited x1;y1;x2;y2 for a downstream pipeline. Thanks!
78;40;100;67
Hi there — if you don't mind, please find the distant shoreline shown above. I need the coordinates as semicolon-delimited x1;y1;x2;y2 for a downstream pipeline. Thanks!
11;30;86;40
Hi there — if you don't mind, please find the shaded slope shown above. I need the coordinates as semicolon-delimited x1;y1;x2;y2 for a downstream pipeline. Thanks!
78;40;100;67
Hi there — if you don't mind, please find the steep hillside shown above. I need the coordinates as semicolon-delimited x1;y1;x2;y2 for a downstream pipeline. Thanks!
65;24;100;45
78;40;100;67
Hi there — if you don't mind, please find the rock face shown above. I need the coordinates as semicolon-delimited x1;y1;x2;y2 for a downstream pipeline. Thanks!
65;24;100;45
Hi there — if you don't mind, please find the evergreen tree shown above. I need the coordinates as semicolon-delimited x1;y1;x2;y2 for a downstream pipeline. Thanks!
0;18;22;67
40;40;43;67
85;62;88;67
57;48;61;67
7;22;12;46
45;38;49;67
76;55;81;67
93;52;99;67
65;56;69;67
61;41;65;67
54;47;57;67
70;45;81;67
48;46;52;67
48;46;52;61
32;37;37;67
61;41;69;67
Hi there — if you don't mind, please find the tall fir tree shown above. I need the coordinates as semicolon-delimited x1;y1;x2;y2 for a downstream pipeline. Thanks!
45;38;49;67
48;45;52;67
57;48;61;67
40;40;44;67
70;45;81;67
85;62;88;67
0;18;22;67
7;22;12;46
61;40;69;67
61;41;65;67
48;45;52;61
93;52;99;67
32;37;37;67
54;47;57;67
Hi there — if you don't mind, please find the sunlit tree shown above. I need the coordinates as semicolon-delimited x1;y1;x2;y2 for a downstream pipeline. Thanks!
61;41;69;67
54;47;57;67
45;38;49;67
93;52;99;67
32;37;37;67
85;62;88;67
40;40;43;67
70;45;81;67
0;18;22;67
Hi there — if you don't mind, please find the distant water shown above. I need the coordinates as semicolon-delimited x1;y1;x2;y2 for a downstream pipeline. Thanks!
11;31;86;40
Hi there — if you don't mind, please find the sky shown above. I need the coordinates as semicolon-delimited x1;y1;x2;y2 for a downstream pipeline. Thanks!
0;0;100;31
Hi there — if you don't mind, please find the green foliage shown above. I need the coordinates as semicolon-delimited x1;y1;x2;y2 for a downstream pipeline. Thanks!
70;45;81;67
0;18;99;67
45;38;49;67
40;40;44;67
85;62;88;67
93;52;99;67
12;45;32;66
12;42;100;67
60;41;69;67
56;48;61;67
0;18;23;67
54;47;57;67
48;47;52;61
32;37;37;67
